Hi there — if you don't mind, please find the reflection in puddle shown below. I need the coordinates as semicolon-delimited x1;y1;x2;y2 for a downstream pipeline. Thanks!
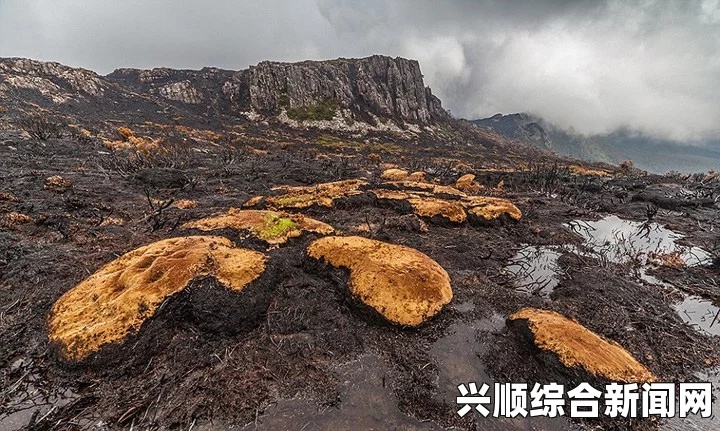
505;246;563;297
566;215;712;267
565;216;717;336
504;216;711;298
673;296;720;337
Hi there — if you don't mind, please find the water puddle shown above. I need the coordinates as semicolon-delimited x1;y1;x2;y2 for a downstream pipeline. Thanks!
660;367;720;430
451;301;476;313
429;316;579;430
565;216;717;336
673;296;720;337
430;316;503;406
0;360;79;431
566;215;712;267
504;246;563;297
239;353;445;430
506;216;712;294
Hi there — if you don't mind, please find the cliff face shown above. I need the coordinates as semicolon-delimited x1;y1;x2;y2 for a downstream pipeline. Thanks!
230;56;447;122
0;55;447;125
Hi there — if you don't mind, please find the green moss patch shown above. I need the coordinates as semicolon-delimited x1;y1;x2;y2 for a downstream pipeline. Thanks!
257;216;298;240
286;98;339;122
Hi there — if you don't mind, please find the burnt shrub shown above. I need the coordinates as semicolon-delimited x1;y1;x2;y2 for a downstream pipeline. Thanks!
16;112;66;141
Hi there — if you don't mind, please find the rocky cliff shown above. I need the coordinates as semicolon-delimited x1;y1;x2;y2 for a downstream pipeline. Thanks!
0;55;447;126
228;56;447;122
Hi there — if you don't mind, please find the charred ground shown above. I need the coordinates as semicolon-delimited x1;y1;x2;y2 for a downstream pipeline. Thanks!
0;117;718;431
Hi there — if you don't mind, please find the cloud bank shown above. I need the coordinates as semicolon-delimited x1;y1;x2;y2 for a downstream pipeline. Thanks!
1;0;718;142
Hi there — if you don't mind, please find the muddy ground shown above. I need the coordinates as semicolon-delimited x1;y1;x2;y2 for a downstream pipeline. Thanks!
1;127;719;431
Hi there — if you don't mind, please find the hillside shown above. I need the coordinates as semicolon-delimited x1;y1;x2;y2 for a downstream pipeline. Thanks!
472;113;720;174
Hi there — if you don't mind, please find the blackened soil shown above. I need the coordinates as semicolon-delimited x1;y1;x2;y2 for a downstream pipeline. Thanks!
1;130;719;431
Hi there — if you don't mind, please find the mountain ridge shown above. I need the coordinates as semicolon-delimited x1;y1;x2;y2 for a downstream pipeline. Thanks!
0;55;448;128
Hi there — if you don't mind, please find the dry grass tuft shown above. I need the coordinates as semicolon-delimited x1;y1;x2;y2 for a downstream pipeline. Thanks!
44;175;72;193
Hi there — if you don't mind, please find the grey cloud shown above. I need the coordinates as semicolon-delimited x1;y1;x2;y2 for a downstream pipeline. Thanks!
0;0;718;142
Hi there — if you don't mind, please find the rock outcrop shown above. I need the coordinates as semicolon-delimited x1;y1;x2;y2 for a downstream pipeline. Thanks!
0;57;109;103
472;113;551;149
106;66;235;110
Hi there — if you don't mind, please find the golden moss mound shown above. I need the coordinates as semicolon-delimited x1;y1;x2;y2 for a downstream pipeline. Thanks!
0;191;20;202
370;189;414;201
407;197;466;223
48;236;267;361
568;165;612;177
262;179;367;209
173;199;198;209
380;168;410;181
509;308;656;383
2;212;32;227
307;236;452;326
370;190;467;223
462;196;522;221
381;181;467;199
649;252;685;269
408;171;427;182
243;196;264;207
455;174;482;193
182;209;334;244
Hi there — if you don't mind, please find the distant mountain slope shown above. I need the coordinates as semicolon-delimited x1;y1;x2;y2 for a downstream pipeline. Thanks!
472;113;720;174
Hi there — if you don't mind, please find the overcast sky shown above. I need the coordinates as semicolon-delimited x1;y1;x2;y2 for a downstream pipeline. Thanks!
1;0;719;142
